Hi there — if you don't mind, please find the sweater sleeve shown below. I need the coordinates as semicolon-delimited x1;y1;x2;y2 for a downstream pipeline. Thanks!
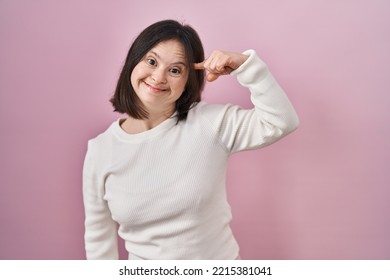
82;140;119;259
207;50;299;153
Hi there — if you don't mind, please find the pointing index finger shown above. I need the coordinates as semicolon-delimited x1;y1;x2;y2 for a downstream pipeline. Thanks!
193;61;205;70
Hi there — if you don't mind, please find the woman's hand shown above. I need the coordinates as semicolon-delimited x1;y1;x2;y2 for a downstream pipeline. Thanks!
194;51;249;82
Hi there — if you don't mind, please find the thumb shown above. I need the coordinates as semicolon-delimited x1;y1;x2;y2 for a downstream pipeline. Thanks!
207;73;220;82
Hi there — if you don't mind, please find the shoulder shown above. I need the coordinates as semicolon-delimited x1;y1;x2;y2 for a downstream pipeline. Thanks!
186;101;243;133
86;120;119;155
190;101;245;120
188;101;231;120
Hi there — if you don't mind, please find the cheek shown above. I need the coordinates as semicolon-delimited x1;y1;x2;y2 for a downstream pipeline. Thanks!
174;80;187;93
131;64;147;87
173;76;188;93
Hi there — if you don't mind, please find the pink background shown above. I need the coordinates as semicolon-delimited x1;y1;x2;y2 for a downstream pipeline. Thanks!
1;0;389;259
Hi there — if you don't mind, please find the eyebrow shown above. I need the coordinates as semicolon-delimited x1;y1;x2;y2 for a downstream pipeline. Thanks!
150;51;187;67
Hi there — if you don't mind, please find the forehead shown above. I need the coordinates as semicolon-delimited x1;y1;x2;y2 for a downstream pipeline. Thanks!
148;40;187;63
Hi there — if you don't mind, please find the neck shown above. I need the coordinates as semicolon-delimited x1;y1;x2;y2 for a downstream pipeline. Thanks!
121;108;175;134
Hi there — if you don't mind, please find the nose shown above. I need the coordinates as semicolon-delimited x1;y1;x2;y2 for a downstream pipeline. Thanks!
151;68;167;84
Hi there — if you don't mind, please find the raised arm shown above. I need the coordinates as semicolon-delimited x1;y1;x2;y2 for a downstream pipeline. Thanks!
196;49;299;153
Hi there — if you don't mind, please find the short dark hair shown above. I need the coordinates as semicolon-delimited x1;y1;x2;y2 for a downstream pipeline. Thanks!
110;19;205;122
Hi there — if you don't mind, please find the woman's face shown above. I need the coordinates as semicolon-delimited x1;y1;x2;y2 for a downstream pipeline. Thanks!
131;39;189;114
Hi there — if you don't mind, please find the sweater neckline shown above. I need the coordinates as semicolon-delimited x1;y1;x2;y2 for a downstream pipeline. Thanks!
111;116;177;142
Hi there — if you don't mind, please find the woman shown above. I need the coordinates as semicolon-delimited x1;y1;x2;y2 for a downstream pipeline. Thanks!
83;19;299;260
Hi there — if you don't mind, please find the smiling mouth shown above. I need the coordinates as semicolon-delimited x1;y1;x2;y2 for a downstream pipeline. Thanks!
143;81;167;93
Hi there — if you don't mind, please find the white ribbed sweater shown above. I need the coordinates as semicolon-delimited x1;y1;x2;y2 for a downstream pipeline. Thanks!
83;50;299;259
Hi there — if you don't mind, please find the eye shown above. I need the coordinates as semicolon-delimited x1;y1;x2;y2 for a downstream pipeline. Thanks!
146;58;157;66
169;67;182;76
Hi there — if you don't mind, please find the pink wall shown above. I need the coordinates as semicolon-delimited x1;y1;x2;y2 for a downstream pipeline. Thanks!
1;0;389;259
